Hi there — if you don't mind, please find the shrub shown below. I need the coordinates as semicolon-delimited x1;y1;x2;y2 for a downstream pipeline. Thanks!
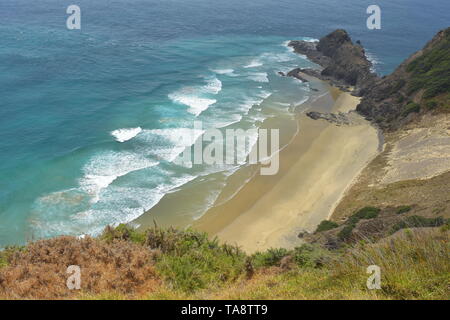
101;224;146;245
315;220;339;233
402;102;421;117
251;248;289;268
292;244;332;268
348;207;380;224
337;224;355;241
396;95;405;103
425;100;439;109
396;205;412;215
151;227;246;292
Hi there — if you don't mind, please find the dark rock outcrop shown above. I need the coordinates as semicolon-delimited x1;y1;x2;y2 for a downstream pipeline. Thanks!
288;30;377;91
306;111;352;126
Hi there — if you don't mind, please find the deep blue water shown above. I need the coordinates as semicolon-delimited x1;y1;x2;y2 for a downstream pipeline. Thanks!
0;0;449;246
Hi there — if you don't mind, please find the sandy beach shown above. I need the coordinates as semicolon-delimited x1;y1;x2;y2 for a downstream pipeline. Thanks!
193;82;380;253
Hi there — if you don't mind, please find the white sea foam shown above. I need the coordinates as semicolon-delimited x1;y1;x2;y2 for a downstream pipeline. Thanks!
210;68;235;76
31;173;198;239
303;37;319;43
204;77;222;94
80;151;159;202
365;50;381;73
261;52;293;63
244;59;263;68
169;77;222;116
169;93;217;116
111;127;142;142
282;40;295;52
137;127;205;162
258;90;272;99
247;72;269;83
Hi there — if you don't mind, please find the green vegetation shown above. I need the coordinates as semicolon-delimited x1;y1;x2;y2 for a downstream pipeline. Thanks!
0;246;24;269
101;223;147;245
1;224;448;300
406;28;450;99
396;205;412;215
251;244;332;269
396;94;405;103
391;216;447;233
425;100;439;109
335;207;381;241
315;220;339;233
402;102;421;117
144;226;246;292
251;248;289;268
338;223;355;241
390;79;406;94
348;206;380;224
0;251;8;268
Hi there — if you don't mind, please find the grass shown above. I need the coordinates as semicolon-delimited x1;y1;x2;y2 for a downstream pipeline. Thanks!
189;228;450;300
144;226;247;292
0;225;448;300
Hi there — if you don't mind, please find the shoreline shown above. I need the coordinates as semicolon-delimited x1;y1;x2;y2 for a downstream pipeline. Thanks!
193;78;380;253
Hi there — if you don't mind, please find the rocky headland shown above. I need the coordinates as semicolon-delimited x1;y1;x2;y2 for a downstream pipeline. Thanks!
288;29;377;92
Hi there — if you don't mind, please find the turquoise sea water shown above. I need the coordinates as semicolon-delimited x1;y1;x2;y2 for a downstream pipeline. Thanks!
0;0;449;246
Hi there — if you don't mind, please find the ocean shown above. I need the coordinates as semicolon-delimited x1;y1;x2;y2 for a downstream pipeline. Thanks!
0;0;449;246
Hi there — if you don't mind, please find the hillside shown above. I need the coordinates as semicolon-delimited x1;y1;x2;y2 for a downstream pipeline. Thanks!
0;224;448;299
357;27;450;129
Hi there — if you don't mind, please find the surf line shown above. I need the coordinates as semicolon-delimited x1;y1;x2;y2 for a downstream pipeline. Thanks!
175;121;280;176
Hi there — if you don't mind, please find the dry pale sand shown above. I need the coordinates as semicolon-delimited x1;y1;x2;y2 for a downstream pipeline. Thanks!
195;90;380;253
380;113;450;185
